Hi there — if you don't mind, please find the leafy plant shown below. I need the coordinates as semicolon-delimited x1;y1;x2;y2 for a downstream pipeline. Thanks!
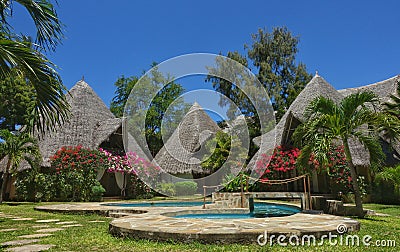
0;129;41;202
222;172;249;192
15;168;55;202
91;184;106;201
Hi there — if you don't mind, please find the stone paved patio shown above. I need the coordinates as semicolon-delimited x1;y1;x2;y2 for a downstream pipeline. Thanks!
35;202;360;244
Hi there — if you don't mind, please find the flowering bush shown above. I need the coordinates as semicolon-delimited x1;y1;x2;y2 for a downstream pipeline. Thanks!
323;145;352;193
100;149;160;198
50;145;108;201
255;145;353;193
255;145;300;182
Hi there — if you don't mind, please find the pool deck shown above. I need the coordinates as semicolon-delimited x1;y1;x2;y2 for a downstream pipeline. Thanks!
35;202;360;244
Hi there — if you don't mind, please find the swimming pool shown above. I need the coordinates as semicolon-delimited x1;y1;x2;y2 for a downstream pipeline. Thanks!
101;201;210;208
174;203;301;219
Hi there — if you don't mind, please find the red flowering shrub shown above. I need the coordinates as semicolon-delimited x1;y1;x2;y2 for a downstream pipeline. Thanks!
50;145;108;201
255;145;353;192
322;145;353;193
255;145;300;182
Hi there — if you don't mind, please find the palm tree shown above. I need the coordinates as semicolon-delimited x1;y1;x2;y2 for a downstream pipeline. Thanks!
0;0;69;134
0;129;40;203
293;91;400;217
384;80;400;119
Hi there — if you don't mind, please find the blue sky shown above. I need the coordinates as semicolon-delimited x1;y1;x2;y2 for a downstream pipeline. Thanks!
11;0;400;108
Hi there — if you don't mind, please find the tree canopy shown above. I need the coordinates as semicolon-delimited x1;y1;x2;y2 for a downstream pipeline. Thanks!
208;27;312;122
0;69;36;131
110;68;188;156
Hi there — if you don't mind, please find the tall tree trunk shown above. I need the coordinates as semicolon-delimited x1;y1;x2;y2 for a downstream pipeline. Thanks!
343;139;365;218
0;158;12;203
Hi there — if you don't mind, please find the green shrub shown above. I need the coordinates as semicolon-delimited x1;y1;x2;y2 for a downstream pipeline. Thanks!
371;165;400;204
15;169;56;202
175;181;197;196
91;184;106;201
157;183;176;196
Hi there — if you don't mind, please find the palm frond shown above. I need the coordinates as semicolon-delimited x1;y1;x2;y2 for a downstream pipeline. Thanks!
304;96;337;119
14;0;63;51
340;91;378;122
353;132;385;167
0;38;70;134
383;80;400;118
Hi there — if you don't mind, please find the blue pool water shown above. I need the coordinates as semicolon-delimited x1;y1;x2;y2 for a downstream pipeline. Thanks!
102;201;210;208
175;203;301;219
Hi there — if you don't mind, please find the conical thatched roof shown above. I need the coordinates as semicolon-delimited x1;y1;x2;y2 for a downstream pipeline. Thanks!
36;80;120;167
249;74;400;169
154;102;221;175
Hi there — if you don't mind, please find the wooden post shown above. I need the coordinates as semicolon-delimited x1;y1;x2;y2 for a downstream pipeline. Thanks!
203;186;206;209
240;173;244;208
303;176;308;210
245;177;248;193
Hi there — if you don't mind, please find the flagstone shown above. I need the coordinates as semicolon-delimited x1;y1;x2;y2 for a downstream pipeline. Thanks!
1;239;39;247
61;224;83;228
0;228;19;232
35;219;60;223
35;228;63;233
11;217;34;221
18;233;53;239
5;244;55;251
55;221;76;225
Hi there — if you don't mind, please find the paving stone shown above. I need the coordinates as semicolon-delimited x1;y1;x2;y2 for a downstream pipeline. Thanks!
31;225;50;229
35;219;60;223
35;228;63;233
11;217;34;221
61;224;83;228
1;239;39;247
5;244;55;251
55;221;76;225
0;228;19;232
18;233;53;239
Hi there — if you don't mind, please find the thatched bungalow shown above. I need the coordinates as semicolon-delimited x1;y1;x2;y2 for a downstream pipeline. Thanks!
249;74;400;193
154;102;221;179
0;80;136;198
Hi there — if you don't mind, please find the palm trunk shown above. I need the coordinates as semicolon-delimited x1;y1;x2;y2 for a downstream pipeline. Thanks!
0;158;12;203
343;139;365;218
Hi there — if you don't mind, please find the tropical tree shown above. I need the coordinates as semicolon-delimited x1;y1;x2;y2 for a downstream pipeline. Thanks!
0;129;40;203
0;69;36;131
208;27;312;122
110;67;188;156
293;91;400;217
0;0;69;134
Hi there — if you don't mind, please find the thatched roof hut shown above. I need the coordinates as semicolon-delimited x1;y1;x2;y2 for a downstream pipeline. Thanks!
249;74;400;170
154;102;221;177
1;80;135;172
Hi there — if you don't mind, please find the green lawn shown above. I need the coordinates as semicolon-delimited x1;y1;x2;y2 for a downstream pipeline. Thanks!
0;202;399;251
